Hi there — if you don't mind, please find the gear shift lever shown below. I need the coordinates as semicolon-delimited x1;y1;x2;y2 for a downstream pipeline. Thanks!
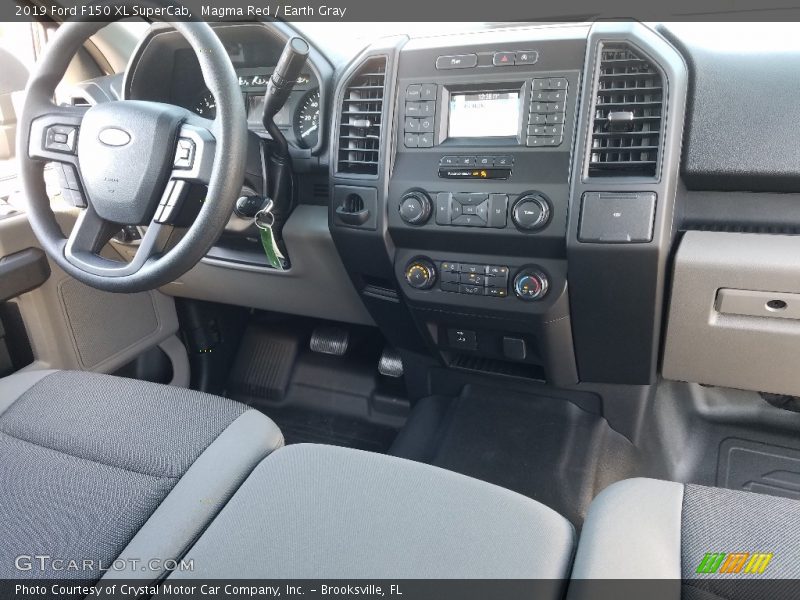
260;36;310;267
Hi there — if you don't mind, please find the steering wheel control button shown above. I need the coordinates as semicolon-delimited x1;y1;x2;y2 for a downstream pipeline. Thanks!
399;191;432;225
514;270;549;301
512;194;551;231
404;258;437;290
44;125;77;153
174;138;196;169
154;180;188;224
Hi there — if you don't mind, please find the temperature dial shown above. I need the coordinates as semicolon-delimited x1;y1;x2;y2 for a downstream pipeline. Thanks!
513;269;549;301
404;258;437;290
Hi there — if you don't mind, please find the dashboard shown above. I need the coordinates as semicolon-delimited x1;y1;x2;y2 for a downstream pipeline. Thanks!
106;20;800;392
124;24;328;153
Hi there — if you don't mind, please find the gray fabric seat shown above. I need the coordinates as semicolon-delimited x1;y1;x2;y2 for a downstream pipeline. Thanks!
569;478;800;600
0;369;283;581
169;443;576;581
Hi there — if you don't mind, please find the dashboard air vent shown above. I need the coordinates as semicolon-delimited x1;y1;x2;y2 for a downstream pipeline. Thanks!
589;42;663;177
337;56;386;175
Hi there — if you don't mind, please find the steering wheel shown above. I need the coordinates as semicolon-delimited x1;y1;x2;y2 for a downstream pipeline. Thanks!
17;5;247;293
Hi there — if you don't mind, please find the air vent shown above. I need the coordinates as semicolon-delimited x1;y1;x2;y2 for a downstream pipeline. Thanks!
589;42;664;177
337;56;386;176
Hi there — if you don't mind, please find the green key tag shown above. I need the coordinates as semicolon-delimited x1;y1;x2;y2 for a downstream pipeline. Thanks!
254;207;287;271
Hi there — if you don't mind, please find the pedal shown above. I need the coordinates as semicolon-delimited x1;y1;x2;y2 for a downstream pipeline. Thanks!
309;325;349;356
378;347;404;378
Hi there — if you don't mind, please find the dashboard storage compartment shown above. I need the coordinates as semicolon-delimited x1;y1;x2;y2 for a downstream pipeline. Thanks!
663;231;800;396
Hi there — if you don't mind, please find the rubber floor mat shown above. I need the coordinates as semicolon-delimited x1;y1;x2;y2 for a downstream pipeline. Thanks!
265;405;398;452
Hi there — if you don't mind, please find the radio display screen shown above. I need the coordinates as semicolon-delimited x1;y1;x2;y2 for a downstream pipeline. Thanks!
448;91;521;138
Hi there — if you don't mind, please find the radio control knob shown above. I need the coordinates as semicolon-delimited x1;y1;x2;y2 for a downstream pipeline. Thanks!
512;193;550;231
404;258;437;290
399;191;432;225
513;269;549;301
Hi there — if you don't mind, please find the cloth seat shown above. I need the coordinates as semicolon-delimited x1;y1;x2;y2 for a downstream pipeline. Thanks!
569;477;800;600
0;369;283;580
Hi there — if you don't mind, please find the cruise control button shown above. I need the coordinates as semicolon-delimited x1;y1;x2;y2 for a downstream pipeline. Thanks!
493;52;515;66
436;54;478;69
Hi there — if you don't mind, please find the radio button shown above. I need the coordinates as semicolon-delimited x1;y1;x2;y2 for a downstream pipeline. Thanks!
406;84;421;100
528;124;547;136
462;204;477;215
435;193;450;225
420;84;437;100
493;52;516;66
452;215;484;227
546;125;564;136
546;90;566;102
475;201;489;221
404;117;420;132
419;117;434;133
404;133;419;147
531;102;555;113
418;133;434;148
542;135;563;146
529;112;547;124
546;113;565;124
436;54;478;69
453;192;488;205
488;194;509;228
516;51;538;64
548;77;568;89
450;201;462;219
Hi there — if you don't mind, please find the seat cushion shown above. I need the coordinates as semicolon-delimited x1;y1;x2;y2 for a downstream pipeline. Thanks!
569;478;800;599
172;443;575;580
0;370;282;580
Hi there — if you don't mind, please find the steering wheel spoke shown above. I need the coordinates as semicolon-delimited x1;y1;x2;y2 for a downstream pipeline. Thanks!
65;206;168;277
28;104;87;165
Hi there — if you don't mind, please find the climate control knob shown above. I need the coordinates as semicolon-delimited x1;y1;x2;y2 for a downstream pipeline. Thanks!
513;269;549;301
512;193;550;231
404;258;437;290
398;191;432;225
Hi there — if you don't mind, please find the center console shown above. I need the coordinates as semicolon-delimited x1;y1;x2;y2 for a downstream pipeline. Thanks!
329;23;687;388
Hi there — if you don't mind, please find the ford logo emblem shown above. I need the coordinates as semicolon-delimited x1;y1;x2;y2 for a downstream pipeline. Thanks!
98;127;131;147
